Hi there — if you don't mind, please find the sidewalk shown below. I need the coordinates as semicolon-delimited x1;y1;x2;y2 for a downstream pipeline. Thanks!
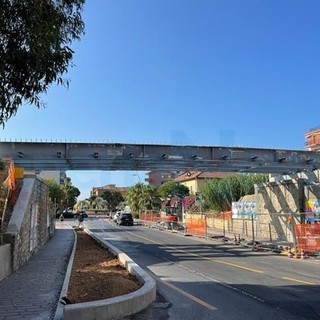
206;226;295;253
0;222;74;320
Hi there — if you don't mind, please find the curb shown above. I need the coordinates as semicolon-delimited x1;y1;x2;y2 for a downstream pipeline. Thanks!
54;228;77;320
55;228;156;320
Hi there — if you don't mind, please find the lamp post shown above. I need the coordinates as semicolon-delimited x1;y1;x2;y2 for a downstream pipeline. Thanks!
132;172;141;183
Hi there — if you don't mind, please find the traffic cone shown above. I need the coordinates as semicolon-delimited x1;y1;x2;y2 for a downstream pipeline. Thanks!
287;246;293;258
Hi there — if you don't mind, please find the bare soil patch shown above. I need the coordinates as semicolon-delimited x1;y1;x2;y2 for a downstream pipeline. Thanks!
67;228;142;303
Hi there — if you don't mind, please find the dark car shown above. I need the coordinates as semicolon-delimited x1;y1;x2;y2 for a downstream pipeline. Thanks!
74;211;88;219
117;213;134;226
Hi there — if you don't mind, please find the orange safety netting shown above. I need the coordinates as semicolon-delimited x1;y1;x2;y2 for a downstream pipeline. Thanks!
139;212;161;223
185;216;206;236
295;224;320;253
217;210;232;221
2;159;15;190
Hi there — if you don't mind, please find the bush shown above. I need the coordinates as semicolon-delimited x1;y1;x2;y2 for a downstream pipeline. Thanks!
131;212;139;219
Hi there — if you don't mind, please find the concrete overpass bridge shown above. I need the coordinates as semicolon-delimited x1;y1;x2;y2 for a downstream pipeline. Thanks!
1;141;320;175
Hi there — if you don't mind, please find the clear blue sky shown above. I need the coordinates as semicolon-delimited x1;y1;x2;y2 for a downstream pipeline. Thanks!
2;1;320;199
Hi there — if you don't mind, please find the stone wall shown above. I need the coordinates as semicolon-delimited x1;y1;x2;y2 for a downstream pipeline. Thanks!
204;179;320;242
0;244;11;281
3;175;55;272
252;179;304;241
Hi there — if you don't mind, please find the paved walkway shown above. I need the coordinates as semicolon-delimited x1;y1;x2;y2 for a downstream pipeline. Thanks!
0;222;74;320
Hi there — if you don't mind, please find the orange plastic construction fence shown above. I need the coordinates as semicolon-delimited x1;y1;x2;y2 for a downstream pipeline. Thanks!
185;216;206;237
3;159;15;191
295;224;320;253
139;212;161;223
217;211;232;221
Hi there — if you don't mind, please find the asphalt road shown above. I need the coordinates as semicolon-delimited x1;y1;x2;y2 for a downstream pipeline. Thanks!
83;217;320;320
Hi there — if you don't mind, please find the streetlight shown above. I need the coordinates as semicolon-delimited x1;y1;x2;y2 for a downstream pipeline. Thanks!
132;172;141;183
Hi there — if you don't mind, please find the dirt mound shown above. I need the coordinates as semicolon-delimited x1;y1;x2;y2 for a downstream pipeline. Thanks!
67;229;142;303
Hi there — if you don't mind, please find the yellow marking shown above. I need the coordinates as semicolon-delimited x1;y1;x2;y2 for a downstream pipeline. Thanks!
212;259;264;273
162;281;217;310
281;277;316;285
126;230;264;274
126;231;162;245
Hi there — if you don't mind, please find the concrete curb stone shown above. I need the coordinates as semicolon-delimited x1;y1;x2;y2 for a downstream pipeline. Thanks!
55;228;156;320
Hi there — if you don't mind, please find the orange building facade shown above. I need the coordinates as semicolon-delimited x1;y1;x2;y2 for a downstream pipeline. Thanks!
305;126;320;152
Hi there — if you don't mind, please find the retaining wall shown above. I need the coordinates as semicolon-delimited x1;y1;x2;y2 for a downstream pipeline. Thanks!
3;175;55;271
0;244;12;281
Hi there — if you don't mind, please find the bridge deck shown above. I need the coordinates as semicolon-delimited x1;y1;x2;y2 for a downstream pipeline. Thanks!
0;141;319;173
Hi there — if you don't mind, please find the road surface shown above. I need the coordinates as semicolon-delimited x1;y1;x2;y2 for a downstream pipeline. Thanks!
83;217;320;320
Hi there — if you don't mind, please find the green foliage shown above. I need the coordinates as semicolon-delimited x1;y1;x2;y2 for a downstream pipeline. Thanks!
42;178;64;210
125;183;144;214
0;0;85;125
60;182;80;211
141;185;161;211
75;199;90;211
89;196;108;210
43;177;80;212
125;183;161;214
201;174;268;211
157;180;189;199
100;189;124;211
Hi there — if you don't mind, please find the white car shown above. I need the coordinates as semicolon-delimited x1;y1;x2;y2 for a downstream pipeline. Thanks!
113;212;120;222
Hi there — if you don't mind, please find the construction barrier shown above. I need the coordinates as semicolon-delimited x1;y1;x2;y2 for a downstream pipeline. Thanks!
2;158;15;191
139;210;320;252
139;211;161;222
140;211;183;231
294;224;320;253
139;211;162;228
185;215;207;237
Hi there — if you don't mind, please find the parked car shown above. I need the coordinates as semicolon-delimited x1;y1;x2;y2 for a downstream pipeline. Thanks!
74;211;88;219
56;211;74;219
117;213;134;226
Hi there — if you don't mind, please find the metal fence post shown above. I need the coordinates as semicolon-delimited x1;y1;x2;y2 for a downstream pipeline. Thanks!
223;211;225;237
291;212;298;257
205;215;208;239
268;223;272;242
251;214;255;243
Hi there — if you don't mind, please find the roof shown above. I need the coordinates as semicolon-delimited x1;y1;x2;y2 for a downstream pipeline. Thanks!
174;171;235;182
92;184;127;194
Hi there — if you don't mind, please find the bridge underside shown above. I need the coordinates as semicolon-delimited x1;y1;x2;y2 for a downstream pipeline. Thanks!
1;141;320;174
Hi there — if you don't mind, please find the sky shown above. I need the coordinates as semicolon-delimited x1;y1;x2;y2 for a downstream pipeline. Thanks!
2;0;320;200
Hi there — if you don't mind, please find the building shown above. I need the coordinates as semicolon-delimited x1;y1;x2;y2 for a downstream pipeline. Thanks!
90;184;128;197
174;171;235;195
37;170;67;185
305;126;320;152
146;170;182;187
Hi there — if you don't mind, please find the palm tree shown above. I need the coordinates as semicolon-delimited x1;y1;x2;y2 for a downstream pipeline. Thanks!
125;183;161;215
125;183;145;214
61;182;80;211
91;196;108;210
74;199;91;211
141;185;161;210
